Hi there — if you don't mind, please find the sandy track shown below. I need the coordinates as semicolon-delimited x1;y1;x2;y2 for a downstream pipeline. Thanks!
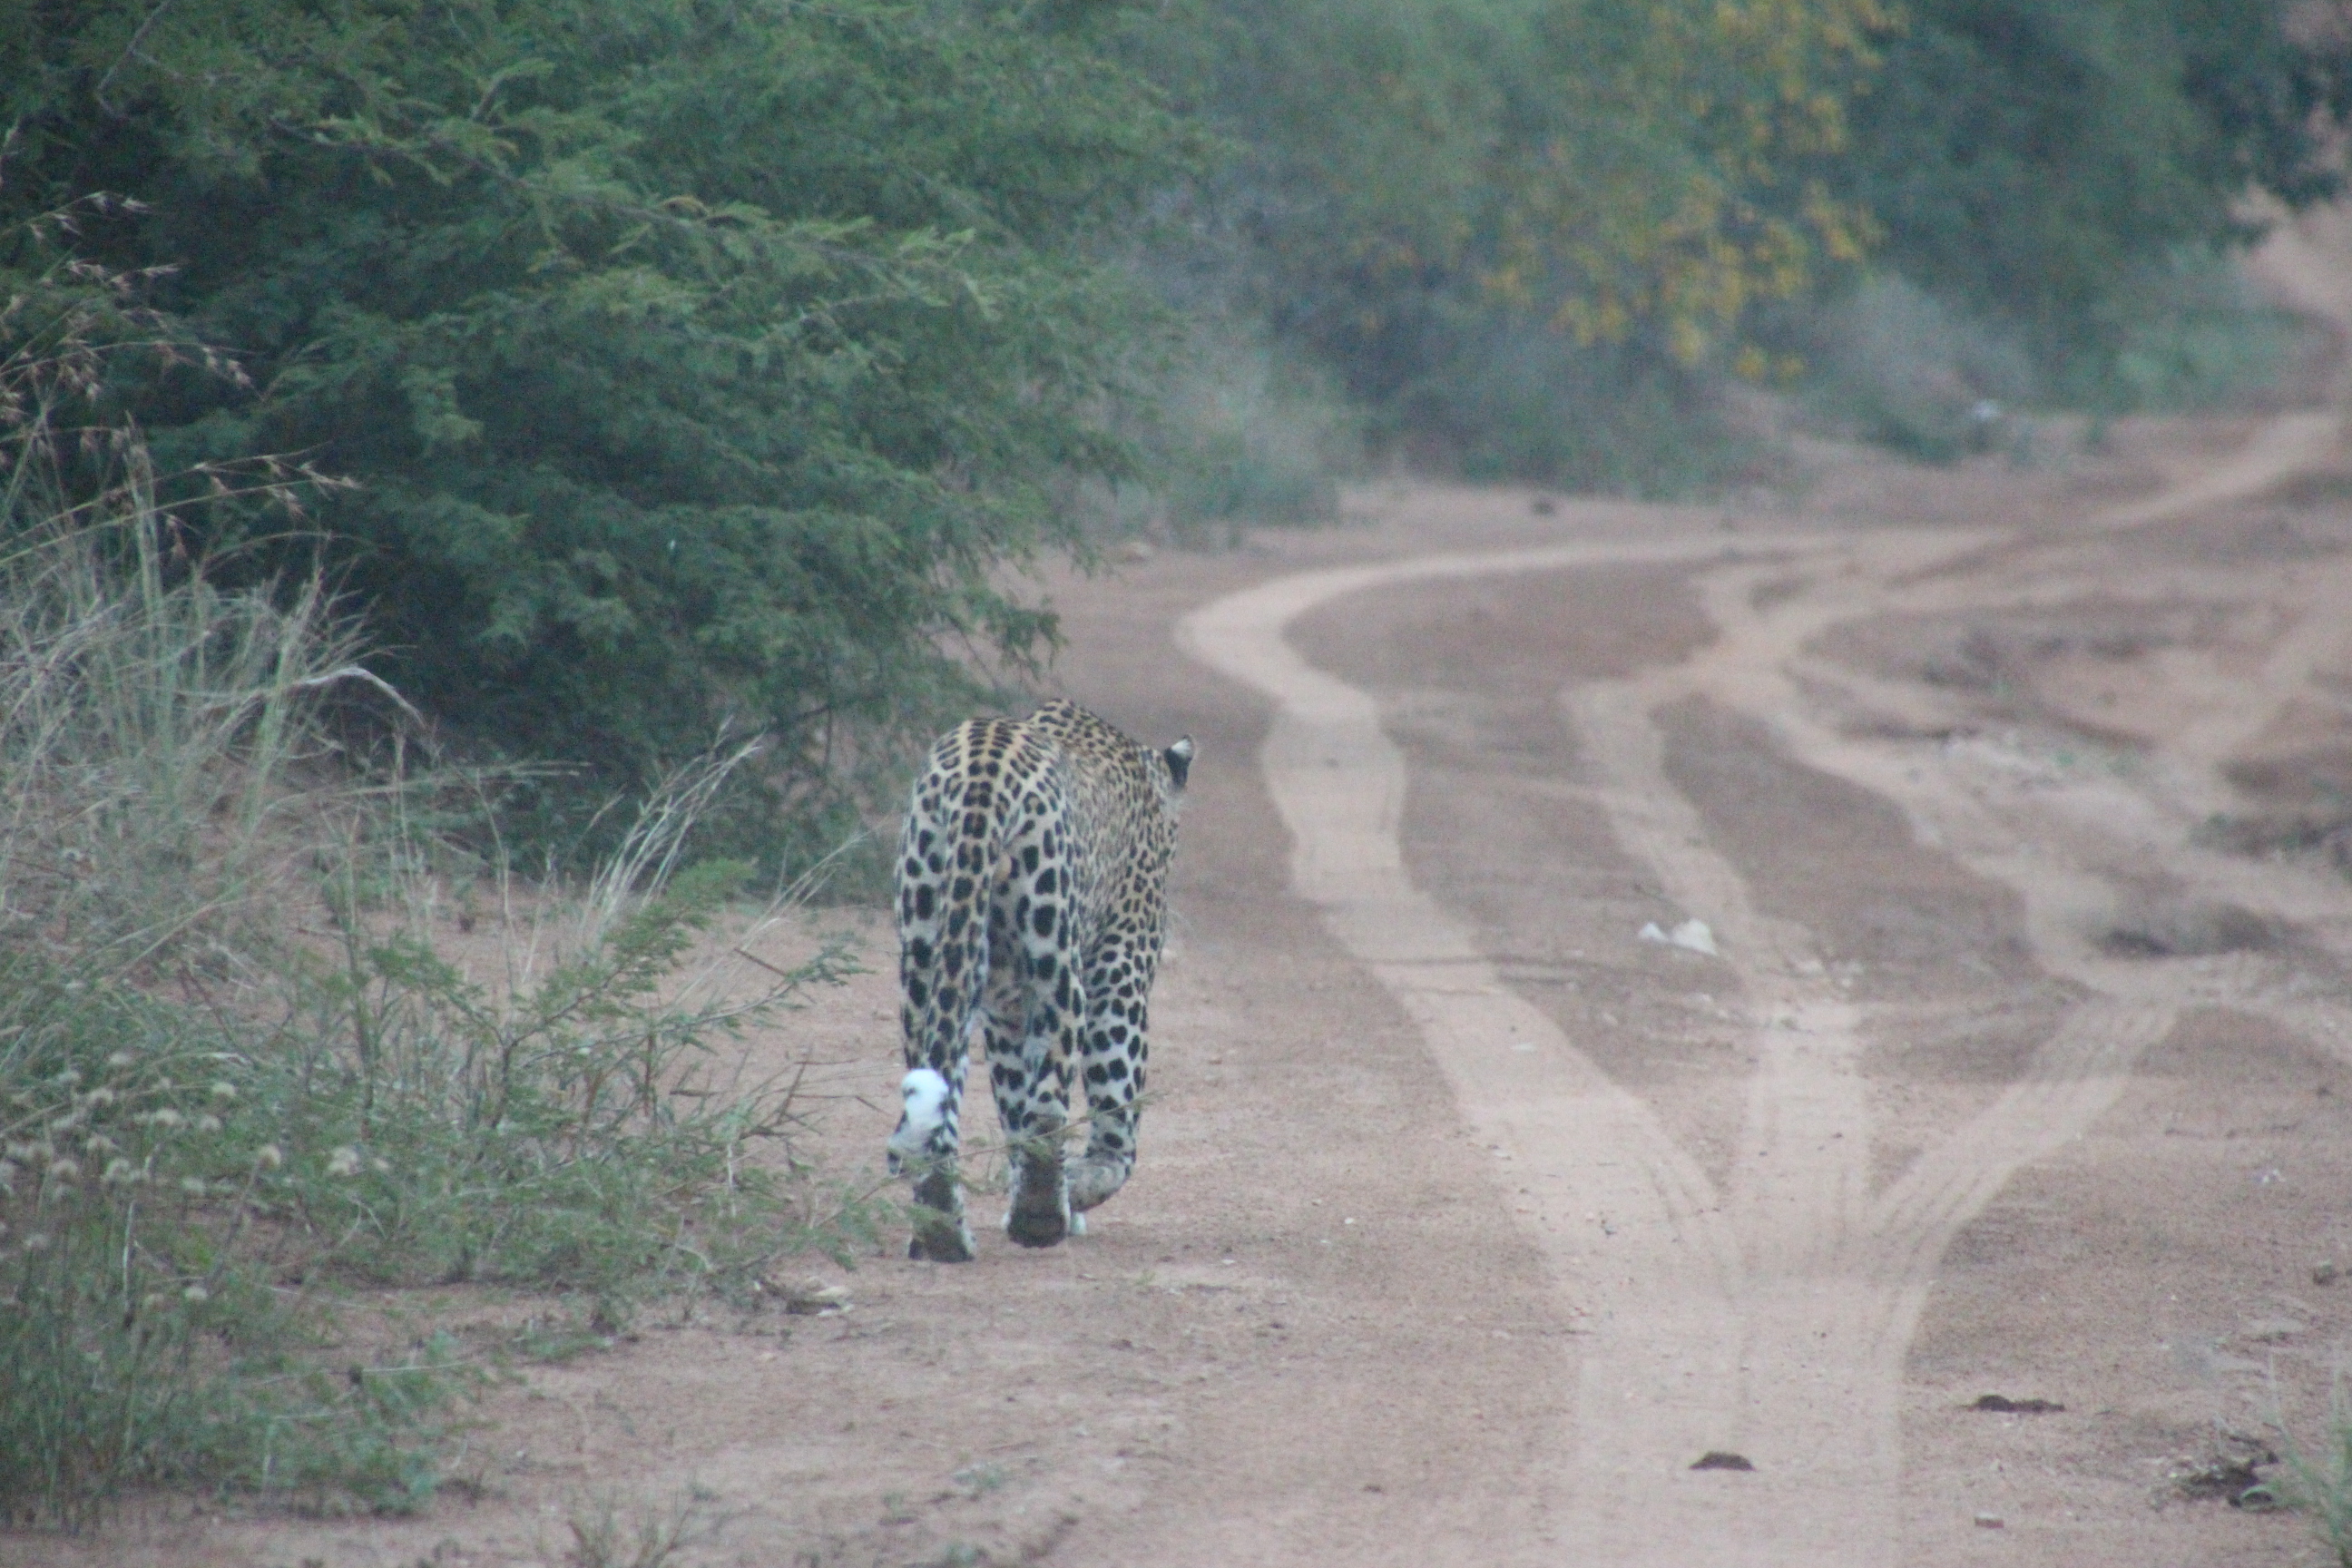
1183;539;2182;1563
1179;209;2352;1563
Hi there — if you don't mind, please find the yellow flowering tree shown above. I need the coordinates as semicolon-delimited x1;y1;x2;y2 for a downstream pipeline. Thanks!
1173;0;1896;481
1485;0;1893;377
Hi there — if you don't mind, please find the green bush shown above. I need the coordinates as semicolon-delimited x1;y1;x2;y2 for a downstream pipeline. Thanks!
2270;1387;2352;1563
5;0;1202;859
0;230;879;1528
2092;249;2304;412
0;514;872;1524
0;962;468;1524
1779;275;2034;461
1129;0;1889;488
0;789;867;1526
1391;312;1765;495
286;826;867;1301
1146;0;2349;482
1834;0;2352;391
1779;247;2306;459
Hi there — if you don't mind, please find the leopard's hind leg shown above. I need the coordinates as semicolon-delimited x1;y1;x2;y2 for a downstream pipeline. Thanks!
889;737;1004;1263
889;1013;979;1262
1067;934;1159;1213
987;866;1083;1249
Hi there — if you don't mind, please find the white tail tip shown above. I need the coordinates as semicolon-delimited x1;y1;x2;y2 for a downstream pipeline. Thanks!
889;1068;952;1156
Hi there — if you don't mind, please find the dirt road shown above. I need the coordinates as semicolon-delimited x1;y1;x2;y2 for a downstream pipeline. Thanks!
37;211;2352;1567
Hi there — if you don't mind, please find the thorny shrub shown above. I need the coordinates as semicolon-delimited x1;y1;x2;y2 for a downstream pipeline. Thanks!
0;207;881;1529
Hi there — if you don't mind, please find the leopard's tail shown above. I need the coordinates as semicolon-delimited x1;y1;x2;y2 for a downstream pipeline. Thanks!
887;1066;952;1172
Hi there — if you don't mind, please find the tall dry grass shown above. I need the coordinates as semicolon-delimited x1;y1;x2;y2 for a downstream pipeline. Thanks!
0;209;880;1530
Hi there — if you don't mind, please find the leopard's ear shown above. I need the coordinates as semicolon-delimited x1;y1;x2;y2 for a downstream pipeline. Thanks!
1162;736;1194;791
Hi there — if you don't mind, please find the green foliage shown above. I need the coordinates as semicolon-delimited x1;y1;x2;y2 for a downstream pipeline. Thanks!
1150;0;2347;479
4;0;2345;862
1478;0;1889;368
1835;0;2352;385
4;0;1199;856
285;825;873;1303
1791;244;2301;458
2100;249;2304;412
0;220;366;980
0;799;869;1524
2270;1387;2352;1564
1778;274;2027;458
0;533;872;1520
564;1484;730;1568
0;252;880;1526
0;964;470;1524
1132;0;1888;485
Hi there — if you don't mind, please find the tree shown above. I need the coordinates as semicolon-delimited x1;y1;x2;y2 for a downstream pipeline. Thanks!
1133;0;1891;484
1836;0;2352;369
1484;0;1890;371
3;0;1196;856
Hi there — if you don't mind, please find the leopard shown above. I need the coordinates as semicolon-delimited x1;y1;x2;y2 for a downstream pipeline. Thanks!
886;699;1193;1261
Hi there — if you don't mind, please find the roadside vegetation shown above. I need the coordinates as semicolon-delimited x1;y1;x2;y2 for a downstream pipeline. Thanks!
0;244;877;1524
6;0;2343;861
2;0;2349;1534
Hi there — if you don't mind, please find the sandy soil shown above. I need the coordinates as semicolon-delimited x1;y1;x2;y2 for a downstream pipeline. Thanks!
21;206;2352;1567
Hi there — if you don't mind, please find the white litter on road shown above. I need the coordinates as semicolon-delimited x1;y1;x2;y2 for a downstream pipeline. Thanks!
1638;918;1720;956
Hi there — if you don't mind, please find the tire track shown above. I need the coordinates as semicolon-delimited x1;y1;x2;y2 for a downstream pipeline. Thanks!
1183;540;1949;1563
1566;676;1894;1563
1175;206;2352;1566
1181;546;1751;1553
1567;678;1869;1279
1180;505;2329;1565
1183;543;2196;1561
1558;651;2176;1564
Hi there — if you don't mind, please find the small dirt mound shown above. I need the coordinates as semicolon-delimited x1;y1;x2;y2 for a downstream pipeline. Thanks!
1690;1451;1756;1472
1967;1394;2064;1414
